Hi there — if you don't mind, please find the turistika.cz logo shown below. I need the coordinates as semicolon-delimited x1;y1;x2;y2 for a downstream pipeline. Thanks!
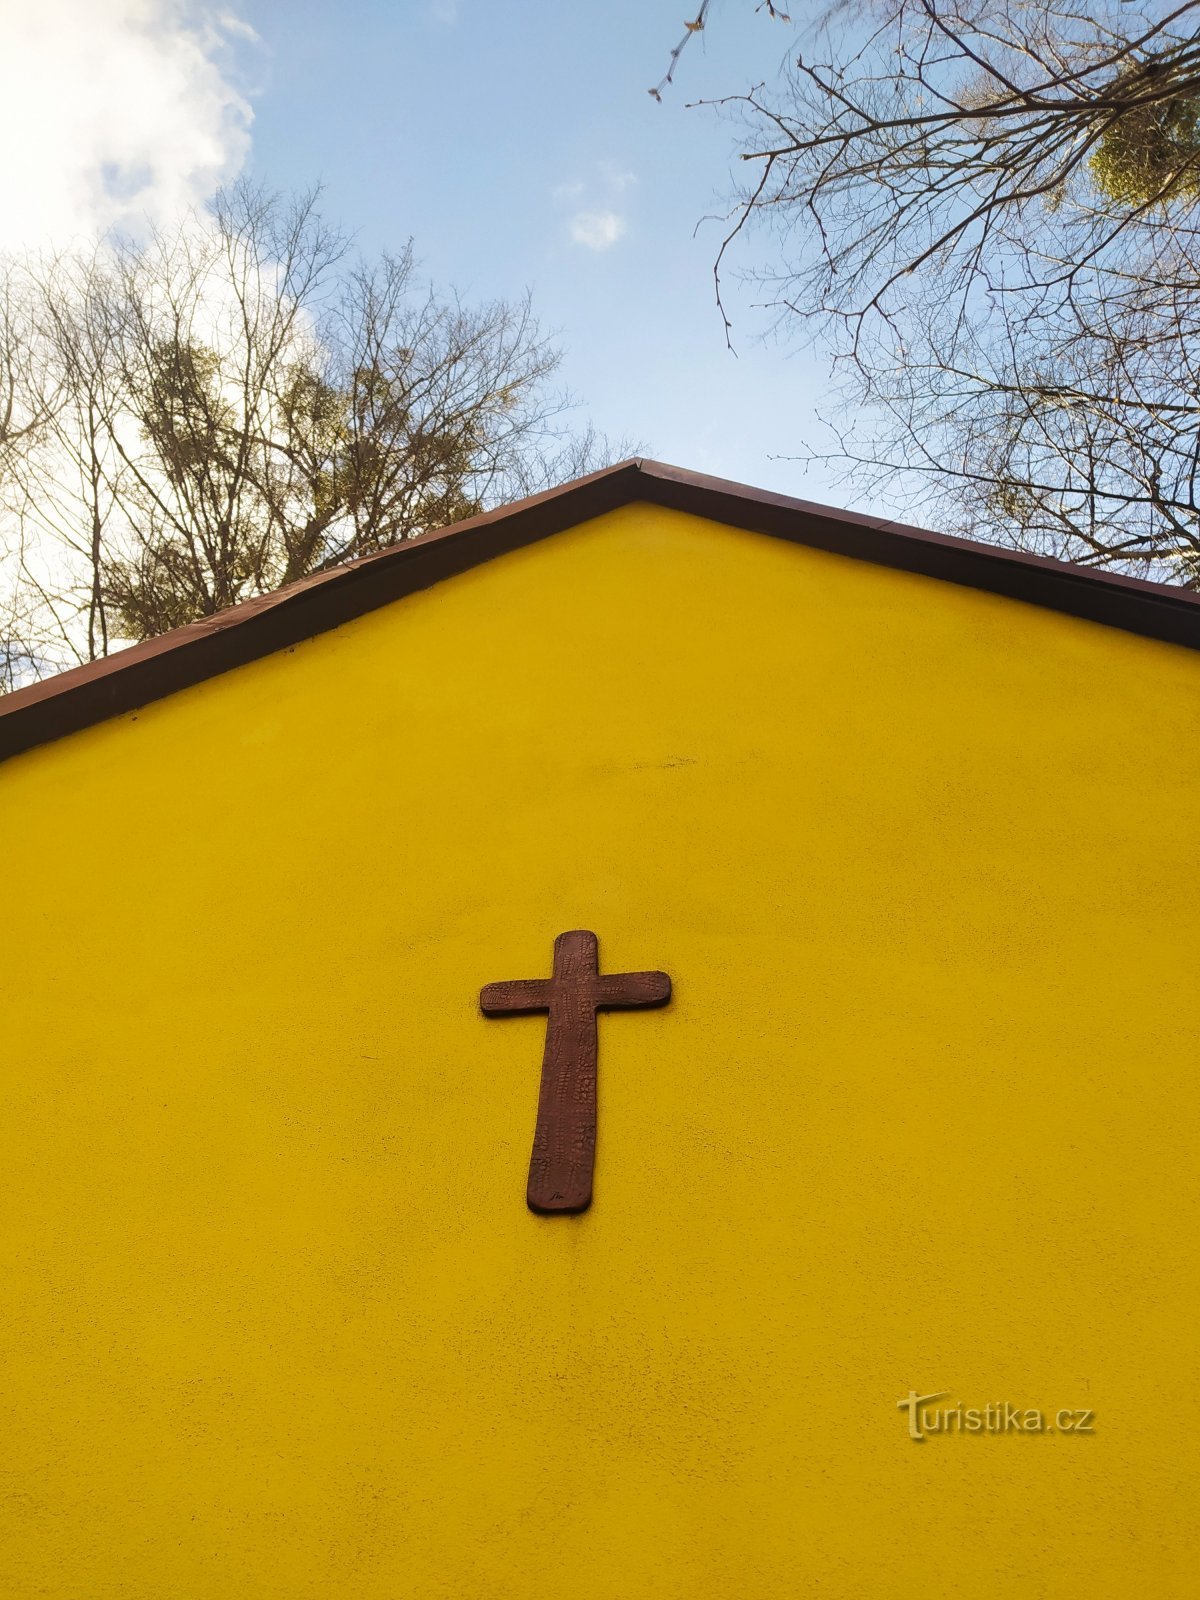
897;1391;1095;1441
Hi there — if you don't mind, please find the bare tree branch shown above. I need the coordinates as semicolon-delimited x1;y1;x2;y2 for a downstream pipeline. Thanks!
706;0;1200;583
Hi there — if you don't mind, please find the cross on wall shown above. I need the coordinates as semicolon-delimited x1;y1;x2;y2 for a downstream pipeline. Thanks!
480;930;672;1214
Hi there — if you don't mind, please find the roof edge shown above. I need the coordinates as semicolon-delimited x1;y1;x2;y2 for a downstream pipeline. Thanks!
0;459;642;762
635;459;1200;642
2;457;1198;763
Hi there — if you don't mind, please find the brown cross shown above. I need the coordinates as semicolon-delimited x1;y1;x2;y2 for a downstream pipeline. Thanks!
480;930;671;1215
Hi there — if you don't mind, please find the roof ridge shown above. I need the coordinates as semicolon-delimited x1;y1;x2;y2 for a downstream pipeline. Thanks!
2;459;1197;762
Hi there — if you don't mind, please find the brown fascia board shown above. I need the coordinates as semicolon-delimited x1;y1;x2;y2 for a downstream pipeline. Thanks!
2;456;1199;764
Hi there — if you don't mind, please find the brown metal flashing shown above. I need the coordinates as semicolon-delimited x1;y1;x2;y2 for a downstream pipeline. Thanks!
481;930;672;1214
634;461;1200;653
2;456;1199;763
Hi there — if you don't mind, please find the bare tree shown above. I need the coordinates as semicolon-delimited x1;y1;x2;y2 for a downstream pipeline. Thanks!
264;250;569;582
695;2;1200;583
0;279;42;479
0;275;57;685
0;183;622;684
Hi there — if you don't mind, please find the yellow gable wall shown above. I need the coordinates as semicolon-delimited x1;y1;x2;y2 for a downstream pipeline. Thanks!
1;502;1198;1598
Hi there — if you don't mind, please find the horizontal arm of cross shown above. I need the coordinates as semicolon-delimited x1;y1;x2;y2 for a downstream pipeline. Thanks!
594;971;672;1009
480;979;553;1015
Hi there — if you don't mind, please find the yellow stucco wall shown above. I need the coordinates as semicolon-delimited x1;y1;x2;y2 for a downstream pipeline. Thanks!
1;502;1198;1597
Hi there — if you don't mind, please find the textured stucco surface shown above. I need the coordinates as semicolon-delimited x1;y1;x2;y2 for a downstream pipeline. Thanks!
1;502;1198;1596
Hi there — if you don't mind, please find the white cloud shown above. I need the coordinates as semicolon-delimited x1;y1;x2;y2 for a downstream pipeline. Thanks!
0;0;256;252
555;161;635;249
431;0;459;21
598;161;637;193
570;209;626;251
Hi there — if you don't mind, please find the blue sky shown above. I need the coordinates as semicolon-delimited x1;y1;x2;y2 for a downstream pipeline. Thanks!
0;1;856;506
234;0;843;500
